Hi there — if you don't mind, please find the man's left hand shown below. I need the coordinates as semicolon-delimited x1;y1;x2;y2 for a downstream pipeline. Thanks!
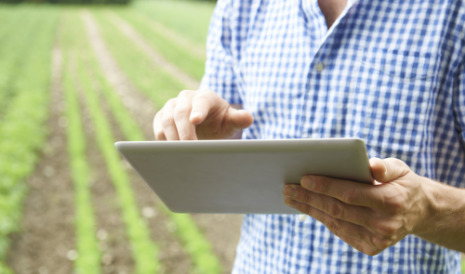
283;158;431;255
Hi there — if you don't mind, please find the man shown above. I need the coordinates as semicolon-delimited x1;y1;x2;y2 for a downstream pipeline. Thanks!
154;0;465;272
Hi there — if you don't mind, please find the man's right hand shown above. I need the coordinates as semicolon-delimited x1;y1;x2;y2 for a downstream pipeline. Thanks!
153;89;254;140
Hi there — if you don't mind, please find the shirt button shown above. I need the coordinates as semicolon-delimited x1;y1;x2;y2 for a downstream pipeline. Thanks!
298;214;307;222
315;62;324;72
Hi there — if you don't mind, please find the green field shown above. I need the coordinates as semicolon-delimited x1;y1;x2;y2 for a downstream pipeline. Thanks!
0;2;244;273
0;1;464;273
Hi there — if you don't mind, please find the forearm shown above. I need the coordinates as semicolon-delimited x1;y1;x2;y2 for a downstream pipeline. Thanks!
414;179;465;252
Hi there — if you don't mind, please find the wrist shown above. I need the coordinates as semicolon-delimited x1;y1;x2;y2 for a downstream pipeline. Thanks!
412;177;465;251
411;178;442;237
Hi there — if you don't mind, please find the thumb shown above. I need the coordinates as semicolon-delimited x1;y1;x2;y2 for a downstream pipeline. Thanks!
226;107;254;129
370;157;410;183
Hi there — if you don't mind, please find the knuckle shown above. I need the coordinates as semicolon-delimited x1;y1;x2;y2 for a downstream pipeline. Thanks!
375;222;397;236
161;113;175;127
386;158;411;176
173;105;190;120
374;235;395;250
312;176;329;193
361;234;392;256
178;89;193;98
371;221;402;245
341;188;360;204
325;218;340;233
297;203;308;214
298;189;312;203
327;202;345;218
385;195;406;213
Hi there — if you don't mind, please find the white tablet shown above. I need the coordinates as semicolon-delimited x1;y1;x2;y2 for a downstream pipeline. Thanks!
115;138;372;214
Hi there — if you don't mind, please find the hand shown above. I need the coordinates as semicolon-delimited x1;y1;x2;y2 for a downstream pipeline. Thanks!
153;89;253;140
283;158;432;255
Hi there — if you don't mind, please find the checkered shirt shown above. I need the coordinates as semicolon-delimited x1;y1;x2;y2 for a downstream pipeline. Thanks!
200;0;465;273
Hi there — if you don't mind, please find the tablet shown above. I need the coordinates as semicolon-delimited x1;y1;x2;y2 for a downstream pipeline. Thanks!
115;138;373;214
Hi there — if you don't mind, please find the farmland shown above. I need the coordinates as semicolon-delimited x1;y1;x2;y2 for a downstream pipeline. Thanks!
0;2;242;273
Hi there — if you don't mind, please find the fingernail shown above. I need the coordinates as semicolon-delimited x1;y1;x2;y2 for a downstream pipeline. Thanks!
301;176;314;189
283;185;297;198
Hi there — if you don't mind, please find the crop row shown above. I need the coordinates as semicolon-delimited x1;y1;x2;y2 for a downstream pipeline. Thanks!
67;12;160;273
0;6;59;273
0;8;49;118
62;11;102;274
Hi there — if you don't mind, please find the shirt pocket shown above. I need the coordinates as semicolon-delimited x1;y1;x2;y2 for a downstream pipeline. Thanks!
352;47;440;157
359;47;439;81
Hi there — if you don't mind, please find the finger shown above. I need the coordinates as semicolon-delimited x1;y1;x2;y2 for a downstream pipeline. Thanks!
225;106;254;130
173;90;197;140
284;198;375;247
190;90;217;125
283;184;373;227
160;99;180;140
370;157;410;183
153;110;166;140
300;175;389;209
285;197;388;255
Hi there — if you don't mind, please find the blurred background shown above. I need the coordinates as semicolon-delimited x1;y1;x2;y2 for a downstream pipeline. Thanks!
0;0;244;273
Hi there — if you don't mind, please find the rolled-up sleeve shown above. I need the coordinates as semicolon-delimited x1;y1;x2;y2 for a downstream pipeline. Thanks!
200;0;243;105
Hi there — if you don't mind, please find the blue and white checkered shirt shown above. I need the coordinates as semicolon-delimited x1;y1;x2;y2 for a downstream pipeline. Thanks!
200;0;465;273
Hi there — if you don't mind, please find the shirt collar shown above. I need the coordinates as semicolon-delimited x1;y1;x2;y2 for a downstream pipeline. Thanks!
320;0;359;43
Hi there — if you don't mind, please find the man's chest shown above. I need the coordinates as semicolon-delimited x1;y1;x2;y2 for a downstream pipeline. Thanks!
235;0;458;153
236;1;449;104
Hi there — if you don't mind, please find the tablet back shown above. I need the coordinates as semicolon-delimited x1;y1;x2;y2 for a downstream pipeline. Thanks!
115;138;372;214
